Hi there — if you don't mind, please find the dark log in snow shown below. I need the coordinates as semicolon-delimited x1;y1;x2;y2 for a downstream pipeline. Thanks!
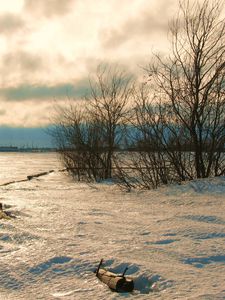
27;170;54;180
0;180;16;186
0;170;55;187
0;203;12;220
27;172;48;180
97;268;134;292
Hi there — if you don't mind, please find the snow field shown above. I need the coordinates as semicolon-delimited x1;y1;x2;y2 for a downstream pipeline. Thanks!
0;153;225;299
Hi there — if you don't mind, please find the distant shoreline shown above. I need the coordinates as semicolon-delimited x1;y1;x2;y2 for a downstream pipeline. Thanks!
0;147;56;153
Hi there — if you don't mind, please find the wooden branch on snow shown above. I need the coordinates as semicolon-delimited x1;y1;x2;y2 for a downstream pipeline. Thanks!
95;259;134;293
27;170;54;180
0;169;55;187
0;202;12;220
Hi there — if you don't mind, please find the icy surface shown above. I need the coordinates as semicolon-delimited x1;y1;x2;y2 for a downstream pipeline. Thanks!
0;153;225;299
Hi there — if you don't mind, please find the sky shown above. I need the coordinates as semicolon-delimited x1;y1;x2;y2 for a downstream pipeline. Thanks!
0;0;209;146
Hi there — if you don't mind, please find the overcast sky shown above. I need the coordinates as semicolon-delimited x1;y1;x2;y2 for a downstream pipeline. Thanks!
0;0;181;129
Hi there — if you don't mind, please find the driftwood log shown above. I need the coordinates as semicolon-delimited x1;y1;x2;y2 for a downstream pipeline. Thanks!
0;203;11;220
95;259;134;293
27;170;54;180
0;170;55;187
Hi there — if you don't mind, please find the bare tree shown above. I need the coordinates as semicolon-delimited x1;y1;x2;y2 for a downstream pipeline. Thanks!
51;0;224;189
52;65;134;181
114;0;225;190
85;65;134;179
145;0;225;178
115;84;183;190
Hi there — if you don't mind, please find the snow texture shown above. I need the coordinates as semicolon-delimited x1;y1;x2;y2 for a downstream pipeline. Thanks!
0;153;225;299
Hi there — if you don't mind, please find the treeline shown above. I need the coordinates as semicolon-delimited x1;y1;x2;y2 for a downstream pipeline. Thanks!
51;0;225;190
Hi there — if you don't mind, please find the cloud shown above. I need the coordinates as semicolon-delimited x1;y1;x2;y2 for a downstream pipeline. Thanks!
0;109;6;116
0;13;24;34
2;51;43;73
0;0;178;129
0;99;54;127
24;0;75;18
101;0;176;49
0;80;90;101
0;98;85;127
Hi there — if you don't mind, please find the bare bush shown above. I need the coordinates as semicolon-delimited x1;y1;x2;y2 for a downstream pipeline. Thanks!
138;0;225;180
114;0;225;190
51;0;224;189
51;65;134;182
144;0;225;179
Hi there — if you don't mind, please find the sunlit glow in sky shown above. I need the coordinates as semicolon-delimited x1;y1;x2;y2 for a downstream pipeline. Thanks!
0;0;221;129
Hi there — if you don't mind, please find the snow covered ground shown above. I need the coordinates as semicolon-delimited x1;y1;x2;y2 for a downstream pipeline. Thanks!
0;153;225;300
